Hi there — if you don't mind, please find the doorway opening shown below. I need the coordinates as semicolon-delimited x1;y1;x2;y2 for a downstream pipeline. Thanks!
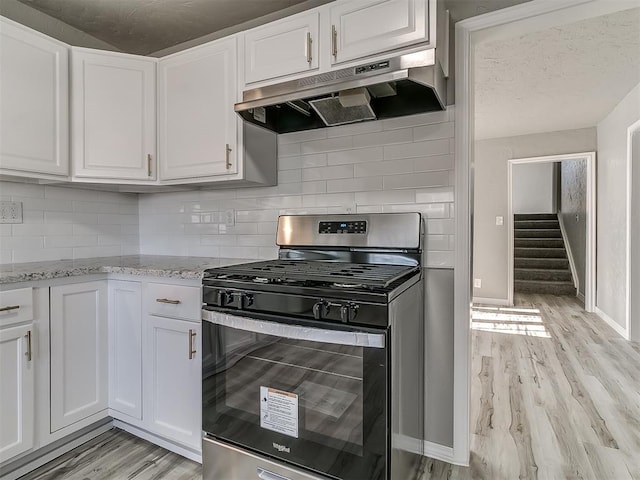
507;153;596;311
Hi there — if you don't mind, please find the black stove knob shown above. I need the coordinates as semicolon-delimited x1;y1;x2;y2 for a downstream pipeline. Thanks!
312;300;330;320
217;290;233;307
339;303;359;323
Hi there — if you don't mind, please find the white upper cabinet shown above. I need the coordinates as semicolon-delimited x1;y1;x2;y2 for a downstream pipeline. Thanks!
71;48;157;181
244;12;319;84
0;18;69;177
329;0;428;65
158;36;238;181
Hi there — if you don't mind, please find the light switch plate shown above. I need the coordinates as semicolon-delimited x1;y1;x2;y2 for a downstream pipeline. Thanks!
495;216;504;226
474;278;482;288
0;201;23;223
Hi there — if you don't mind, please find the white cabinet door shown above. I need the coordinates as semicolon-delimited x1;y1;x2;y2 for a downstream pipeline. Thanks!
0;18;69;176
72;49;156;180
108;281;142;420
144;315;201;450
0;324;34;462
244;12;319;84
329;0;428;65
50;282;108;432
158;37;238;180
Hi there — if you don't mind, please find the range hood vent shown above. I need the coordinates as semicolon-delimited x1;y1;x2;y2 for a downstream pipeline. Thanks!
235;49;447;134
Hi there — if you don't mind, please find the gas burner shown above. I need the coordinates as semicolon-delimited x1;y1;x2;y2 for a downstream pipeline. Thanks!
333;283;364;289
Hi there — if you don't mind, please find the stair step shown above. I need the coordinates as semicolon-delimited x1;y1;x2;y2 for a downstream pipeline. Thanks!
515;268;572;281
514;213;557;221
515;238;565;248
515;257;570;269
515;247;567;258
515;220;560;229
514;280;576;296
514;229;562;238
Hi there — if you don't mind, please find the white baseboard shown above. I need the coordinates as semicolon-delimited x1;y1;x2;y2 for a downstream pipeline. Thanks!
423;440;455;464
595;307;629;340
113;420;202;464
577;292;585;303
472;296;510;306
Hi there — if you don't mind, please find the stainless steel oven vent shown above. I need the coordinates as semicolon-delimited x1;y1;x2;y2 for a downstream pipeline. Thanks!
308;96;376;126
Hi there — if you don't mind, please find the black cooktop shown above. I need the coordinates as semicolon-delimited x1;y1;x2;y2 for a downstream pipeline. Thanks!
203;260;418;288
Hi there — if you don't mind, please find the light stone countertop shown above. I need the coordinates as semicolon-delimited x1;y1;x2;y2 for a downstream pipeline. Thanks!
0;255;260;284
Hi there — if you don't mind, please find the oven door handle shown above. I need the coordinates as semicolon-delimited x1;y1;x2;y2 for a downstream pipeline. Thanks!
202;309;385;348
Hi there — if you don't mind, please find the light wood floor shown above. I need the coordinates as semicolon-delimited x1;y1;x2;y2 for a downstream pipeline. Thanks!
21;294;640;480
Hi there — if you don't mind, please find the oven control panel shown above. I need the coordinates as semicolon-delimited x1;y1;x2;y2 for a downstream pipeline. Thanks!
319;221;367;234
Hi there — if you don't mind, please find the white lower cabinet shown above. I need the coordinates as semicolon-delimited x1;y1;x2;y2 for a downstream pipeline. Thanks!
143;314;201;451
0;323;34;463
108;281;142;420
50;281;109;432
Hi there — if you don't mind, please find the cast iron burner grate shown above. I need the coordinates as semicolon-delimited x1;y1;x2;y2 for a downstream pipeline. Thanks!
206;260;417;288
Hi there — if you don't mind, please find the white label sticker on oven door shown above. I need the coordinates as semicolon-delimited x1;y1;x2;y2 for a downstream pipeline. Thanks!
260;386;299;438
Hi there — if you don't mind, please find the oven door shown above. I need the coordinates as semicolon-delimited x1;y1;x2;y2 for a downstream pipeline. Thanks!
202;308;388;480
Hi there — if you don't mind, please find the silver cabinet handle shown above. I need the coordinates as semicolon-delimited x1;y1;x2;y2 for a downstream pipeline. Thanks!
0;305;20;312
306;31;312;65
156;298;181;305
225;144;232;170
188;329;196;360
25;330;32;362
331;25;338;59
257;467;290;480
147;154;152;177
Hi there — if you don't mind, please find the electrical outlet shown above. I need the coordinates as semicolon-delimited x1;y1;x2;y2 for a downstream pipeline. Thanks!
474;278;482;288
0;201;23;224
222;209;235;226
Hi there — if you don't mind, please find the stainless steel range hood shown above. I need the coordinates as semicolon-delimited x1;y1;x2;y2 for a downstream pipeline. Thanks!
235;49;447;134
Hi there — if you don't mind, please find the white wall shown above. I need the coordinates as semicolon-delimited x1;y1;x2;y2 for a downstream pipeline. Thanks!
473;127;597;301
512;162;555;214
559;159;587;298
596;82;640;330
139;110;456;267
631;128;640;341
0;182;139;263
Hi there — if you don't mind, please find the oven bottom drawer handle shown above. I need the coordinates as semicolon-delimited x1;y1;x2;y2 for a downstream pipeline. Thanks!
257;468;290;480
202;310;385;348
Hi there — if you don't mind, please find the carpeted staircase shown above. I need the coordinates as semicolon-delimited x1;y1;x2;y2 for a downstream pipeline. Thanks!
514;213;576;296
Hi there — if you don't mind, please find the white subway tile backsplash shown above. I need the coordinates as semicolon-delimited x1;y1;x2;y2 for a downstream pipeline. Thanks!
278;128;327;145
326;176;382;193
0;225;12;236
355;190;414;205
301;181;327;194
302;165;354;182
415;186;455;203
301;136;353;154
352;128;413;148
302;193;356;207
413;154;454;172
278;143;301;157
426;219;454;235
326;121;382;138
382;109;449;130
1;181;139;263
413;122;455;142
327;147;382;165
383;171;449;190
219;246;259;259
277;169;302;184
354;159;414;177
384;138;450;160
256;196;303;209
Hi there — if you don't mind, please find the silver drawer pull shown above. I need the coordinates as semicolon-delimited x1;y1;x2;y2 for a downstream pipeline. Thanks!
25;330;32;362
156;298;181;305
0;305;20;312
188;329;196;360
257;467;290;480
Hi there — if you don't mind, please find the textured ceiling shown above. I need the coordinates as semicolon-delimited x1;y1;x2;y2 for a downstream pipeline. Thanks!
10;0;532;56
474;7;640;139
15;0;323;55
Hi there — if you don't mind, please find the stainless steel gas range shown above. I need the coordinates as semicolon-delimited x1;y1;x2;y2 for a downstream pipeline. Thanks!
201;213;425;480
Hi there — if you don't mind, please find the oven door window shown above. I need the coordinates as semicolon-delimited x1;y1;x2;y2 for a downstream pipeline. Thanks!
202;314;387;480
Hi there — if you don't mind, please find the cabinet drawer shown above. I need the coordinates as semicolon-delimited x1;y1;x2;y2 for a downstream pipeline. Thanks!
145;283;201;321
0;287;33;327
